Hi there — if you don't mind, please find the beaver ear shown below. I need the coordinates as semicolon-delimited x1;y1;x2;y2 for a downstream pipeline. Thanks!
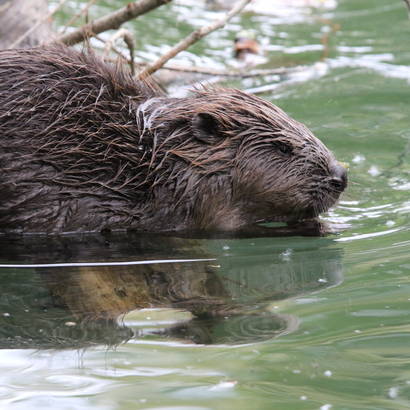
192;113;222;144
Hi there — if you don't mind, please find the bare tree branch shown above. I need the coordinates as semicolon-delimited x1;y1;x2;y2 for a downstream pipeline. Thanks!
60;0;97;35
158;64;302;78
137;0;252;80
10;0;69;48
403;0;410;17
57;0;172;46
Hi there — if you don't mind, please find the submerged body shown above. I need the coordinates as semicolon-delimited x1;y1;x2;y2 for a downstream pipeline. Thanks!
0;46;347;234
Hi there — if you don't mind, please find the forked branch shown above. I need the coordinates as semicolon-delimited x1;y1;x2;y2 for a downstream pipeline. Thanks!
137;0;252;80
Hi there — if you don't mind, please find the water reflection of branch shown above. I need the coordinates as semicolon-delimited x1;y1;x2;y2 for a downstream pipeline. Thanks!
380;140;410;178
137;0;252;80
318;18;341;61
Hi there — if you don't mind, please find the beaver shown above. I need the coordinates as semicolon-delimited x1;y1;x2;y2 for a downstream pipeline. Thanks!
0;46;347;235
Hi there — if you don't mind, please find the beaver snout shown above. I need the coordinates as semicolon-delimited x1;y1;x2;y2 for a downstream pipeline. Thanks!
329;162;348;193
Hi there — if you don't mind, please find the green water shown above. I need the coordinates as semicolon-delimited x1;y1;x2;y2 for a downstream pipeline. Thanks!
1;0;410;408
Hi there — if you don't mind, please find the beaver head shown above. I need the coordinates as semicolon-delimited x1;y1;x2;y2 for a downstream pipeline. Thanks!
136;87;347;232
0;46;346;234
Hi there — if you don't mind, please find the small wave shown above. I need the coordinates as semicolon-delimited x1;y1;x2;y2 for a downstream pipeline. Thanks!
0;258;215;269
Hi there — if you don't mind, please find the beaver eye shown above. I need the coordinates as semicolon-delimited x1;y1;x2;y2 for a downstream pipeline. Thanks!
274;141;293;156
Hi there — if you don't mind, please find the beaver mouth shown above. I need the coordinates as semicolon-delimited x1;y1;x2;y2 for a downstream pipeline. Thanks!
251;177;345;227
254;200;334;226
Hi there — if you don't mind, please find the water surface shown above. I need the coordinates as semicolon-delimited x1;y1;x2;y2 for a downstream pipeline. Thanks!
1;0;410;408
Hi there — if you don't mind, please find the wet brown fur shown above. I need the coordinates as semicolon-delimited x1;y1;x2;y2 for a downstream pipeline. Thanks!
0;46;346;234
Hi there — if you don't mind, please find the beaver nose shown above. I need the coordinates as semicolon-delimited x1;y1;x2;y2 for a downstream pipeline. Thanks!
329;162;348;192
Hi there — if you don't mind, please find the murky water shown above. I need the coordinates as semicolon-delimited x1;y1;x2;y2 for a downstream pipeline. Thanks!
1;0;409;408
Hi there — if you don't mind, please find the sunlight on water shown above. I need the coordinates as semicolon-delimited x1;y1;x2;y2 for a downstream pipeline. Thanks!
1;0;410;408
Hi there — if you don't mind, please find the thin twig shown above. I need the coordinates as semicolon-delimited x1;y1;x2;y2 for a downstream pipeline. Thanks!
95;35;128;58
60;0;97;35
159;64;302;78
137;0;252;80
10;0;69;48
57;0;172;46
103;28;136;75
319;18;341;60
94;33;300;81
403;0;410;17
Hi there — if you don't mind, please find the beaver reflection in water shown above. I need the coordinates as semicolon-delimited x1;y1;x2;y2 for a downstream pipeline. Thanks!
0;46;347;235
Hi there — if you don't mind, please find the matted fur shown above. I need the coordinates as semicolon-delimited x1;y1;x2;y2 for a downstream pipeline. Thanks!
0;46;346;234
